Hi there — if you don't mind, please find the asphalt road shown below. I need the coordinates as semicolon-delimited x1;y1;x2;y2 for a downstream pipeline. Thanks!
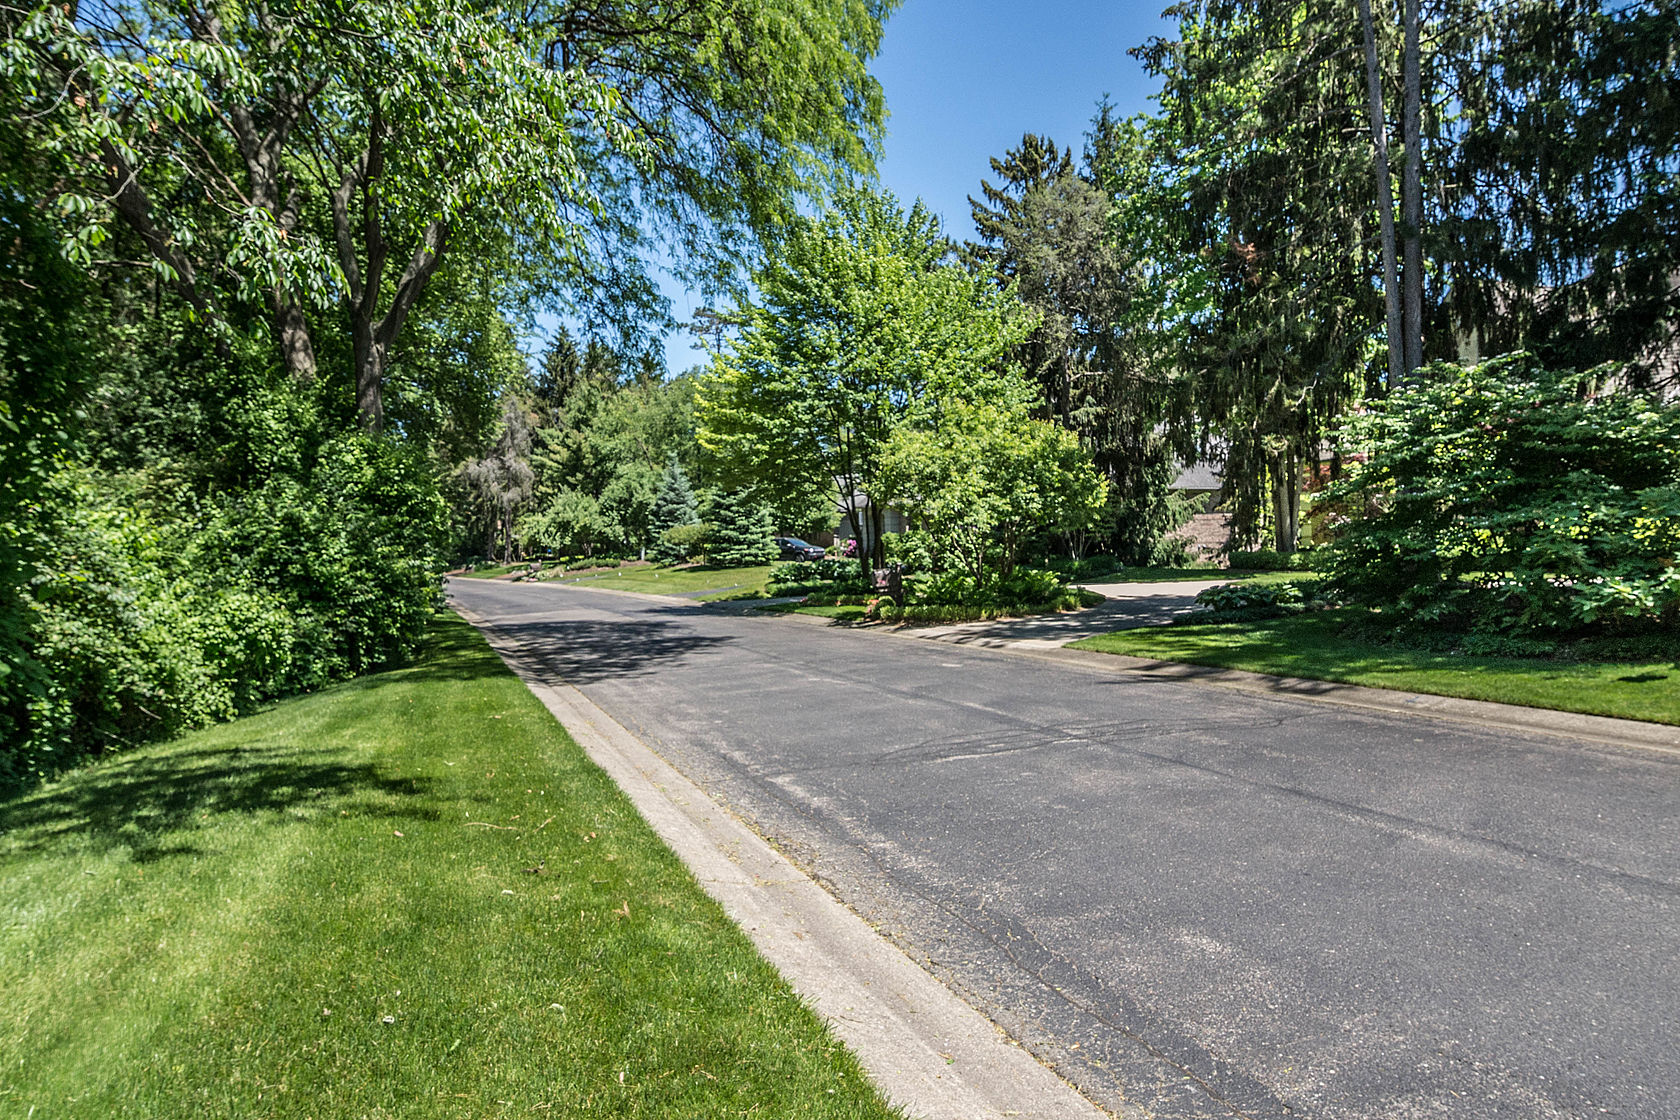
450;578;1680;1120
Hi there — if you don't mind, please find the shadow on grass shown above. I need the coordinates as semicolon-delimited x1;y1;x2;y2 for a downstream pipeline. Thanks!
0;741;434;862
493;612;734;685
325;616;510;695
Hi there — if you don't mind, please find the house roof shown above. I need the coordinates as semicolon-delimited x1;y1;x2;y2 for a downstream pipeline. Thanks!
1170;463;1222;491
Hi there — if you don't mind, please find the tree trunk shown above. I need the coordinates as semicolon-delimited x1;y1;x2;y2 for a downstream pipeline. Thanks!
1401;0;1425;377
1358;0;1405;390
275;297;316;383
845;498;871;584
1271;449;1300;554
356;335;385;434
870;502;886;571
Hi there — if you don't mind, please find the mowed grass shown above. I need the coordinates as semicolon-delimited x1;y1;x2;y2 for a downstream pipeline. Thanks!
547;563;776;600
1071;610;1680;725
755;602;868;622
451;562;530;579
0;615;902;1119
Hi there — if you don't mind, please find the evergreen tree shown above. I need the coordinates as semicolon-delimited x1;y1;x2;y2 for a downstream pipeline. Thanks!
704;490;776;567
533;327;582;413
969;128;1187;564
648;455;700;563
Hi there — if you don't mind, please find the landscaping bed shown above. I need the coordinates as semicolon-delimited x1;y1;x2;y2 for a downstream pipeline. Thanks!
764;560;1101;624
0;615;901;1118
1071;609;1680;726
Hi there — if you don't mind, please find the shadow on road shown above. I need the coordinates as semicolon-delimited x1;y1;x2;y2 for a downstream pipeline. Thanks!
492;614;734;685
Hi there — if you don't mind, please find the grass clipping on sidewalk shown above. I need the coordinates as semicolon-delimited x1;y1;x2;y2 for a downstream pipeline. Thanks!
0;615;902;1118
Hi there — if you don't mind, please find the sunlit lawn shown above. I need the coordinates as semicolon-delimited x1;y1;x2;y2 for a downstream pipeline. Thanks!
451;562;531;579
546;562;777;600
755;602;869;622
0;615;901;1118
1072;609;1680;725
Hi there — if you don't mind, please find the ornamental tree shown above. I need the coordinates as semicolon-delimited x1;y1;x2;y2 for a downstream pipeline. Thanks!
696;185;1034;578
1322;354;1680;633
878;387;1107;586
703;489;776;567
647;455;699;564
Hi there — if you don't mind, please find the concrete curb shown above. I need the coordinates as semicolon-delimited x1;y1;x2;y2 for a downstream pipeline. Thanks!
453;604;1114;1120
733;598;1680;758
1020;645;1680;757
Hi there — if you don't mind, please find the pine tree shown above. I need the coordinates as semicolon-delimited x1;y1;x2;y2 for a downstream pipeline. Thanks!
704;489;776;567
648;455;699;563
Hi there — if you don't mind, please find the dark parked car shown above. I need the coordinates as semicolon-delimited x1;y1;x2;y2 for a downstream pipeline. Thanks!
773;536;826;561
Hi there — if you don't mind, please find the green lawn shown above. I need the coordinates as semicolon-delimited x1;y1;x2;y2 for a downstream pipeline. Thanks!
0;615;901;1119
451;562;531;579
546;562;776;600
756;602;868;622
1071;610;1680;725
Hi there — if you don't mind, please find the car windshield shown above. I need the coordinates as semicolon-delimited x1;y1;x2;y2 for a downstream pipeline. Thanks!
784;539;812;548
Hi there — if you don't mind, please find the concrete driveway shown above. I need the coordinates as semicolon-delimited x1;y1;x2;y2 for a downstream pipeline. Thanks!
450;577;1680;1120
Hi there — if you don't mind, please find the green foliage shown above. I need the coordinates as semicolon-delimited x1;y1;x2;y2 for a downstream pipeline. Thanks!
883;530;939;575
6;437;446;789
1192;580;1325;620
518;489;613;558
1434;0;1680;376
703;490;777;567
860;569;1090;623
659;522;712;564
766;559;861;597
4;0;899;426
1322;355;1680;633
697;185;1035;571
877;395;1107;584
647;456;701;564
968;129;1188;563
0;115;89;759
1129;4;1375;552
525;371;697;560
1228;549;1318;571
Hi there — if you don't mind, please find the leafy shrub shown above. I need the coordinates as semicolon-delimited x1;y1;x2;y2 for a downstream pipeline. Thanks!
768;558;864;595
862;586;1092;624
659;522;711;562
1228;549;1316;571
1045;554;1126;581
995;568;1065;605
1322;355;1680;633
883;530;938;574
5;436;448;789
1192;580;1316;619
769;559;856;585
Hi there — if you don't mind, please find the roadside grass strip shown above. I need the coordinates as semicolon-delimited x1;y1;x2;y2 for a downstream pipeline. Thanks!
1071;611;1680;726
547;563;776;600
0;615;902;1119
451;563;530;579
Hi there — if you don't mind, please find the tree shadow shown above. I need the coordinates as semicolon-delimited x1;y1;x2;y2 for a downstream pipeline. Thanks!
492;613;734;685
0;741;436;862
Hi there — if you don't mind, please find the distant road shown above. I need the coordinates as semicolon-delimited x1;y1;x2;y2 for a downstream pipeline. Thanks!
452;577;1680;1120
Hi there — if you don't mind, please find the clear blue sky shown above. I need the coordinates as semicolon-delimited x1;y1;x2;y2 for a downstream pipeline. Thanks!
654;1;1176;373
